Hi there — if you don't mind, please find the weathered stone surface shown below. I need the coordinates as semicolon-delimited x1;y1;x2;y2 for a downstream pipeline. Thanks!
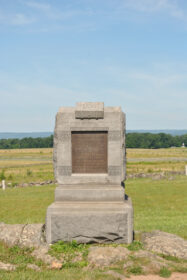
104;270;126;280
53;104;126;185
133;250;168;272
75;102;104;119
123;260;134;269
88;246;130;267
72;252;83;263
31;245;61;265
148;259;168;272
2;181;56;188
0;222;44;248
142;231;187;259
0;223;24;246
46;199;133;244
27;263;41;271
0;261;16;271
55;185;125;202
133;250;164;261
46;102;133;244
22;183;29;187
18;224;45;248
126;171;184;180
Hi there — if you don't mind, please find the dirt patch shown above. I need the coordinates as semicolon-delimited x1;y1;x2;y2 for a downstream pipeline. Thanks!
129;272;187;280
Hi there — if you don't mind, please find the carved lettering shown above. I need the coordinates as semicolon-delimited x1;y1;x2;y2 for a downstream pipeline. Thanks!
72;131;108;173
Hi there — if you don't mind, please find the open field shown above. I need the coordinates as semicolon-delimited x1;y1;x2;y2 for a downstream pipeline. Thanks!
0;174;186;279
0;148;187;236
0;148;53;184
126;176;187;239
0;148;186;236
0;176;186;239
127;148;187;174
0;148;187;279
127;161;187;174
0;147;187;184
127;148;187;158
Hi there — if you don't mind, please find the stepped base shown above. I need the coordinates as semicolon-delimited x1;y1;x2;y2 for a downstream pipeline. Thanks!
46;198;133;244
55;184;125;201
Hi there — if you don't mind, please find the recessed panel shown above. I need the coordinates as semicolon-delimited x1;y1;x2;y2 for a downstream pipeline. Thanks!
72;131;108;173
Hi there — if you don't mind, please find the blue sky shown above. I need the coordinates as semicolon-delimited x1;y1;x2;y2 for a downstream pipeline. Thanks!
0;0;187;131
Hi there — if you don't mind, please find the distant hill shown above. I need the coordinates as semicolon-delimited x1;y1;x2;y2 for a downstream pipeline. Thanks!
0;132;53;139
126;130;187;136
0;130;187;139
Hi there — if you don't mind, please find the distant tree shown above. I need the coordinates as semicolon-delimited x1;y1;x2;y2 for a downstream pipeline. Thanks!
0;133;187;149
0;135;53;149
126;133;187;149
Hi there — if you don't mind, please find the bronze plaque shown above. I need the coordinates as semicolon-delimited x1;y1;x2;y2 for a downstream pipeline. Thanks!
72;131;108;173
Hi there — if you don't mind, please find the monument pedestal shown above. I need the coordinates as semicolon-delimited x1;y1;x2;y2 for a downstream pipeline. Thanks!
46;103;134;244
55;184;125;202
46;195;133;244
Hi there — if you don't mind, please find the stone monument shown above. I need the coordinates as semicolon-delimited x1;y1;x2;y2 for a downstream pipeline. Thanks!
46;102;133;244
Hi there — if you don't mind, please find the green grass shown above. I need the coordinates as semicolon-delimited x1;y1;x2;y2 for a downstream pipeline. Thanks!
125;175;187;239
49;240;89;268
159;254;187;263
159;267;171;278
0;242;44;268
0;164;54;185
0;270;117;280
0;176;186;238
126;265;143;275
0;148;187;278
127;241;144;251
0;241;186;280
0;185;55;224
0;241;116;280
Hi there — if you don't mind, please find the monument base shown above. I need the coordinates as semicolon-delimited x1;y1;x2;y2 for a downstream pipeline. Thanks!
46;197;133;244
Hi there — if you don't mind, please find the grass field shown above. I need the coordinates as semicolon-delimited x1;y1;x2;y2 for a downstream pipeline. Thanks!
0;147;187;237
127;147;187;174
0;147;187;236
0;148;53;184
0;176;186;239
126;176;187;239
0;148;187;279
127;147;187;158
0;147;187;184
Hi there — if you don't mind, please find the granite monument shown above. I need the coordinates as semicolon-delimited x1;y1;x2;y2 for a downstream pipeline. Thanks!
46;102;133;244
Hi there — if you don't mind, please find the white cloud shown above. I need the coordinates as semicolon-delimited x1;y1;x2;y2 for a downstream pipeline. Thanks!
0;9;35;26
26;1;51;12
25;1;93;20
0;1;92;28
10;13;35;25
105;62;187;88
122;0;185;20
26;1;60;19
127;71;187;86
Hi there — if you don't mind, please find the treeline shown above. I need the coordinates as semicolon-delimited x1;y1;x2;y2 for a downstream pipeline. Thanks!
126;133;187;148
0;135;53;149
0;133;186;149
